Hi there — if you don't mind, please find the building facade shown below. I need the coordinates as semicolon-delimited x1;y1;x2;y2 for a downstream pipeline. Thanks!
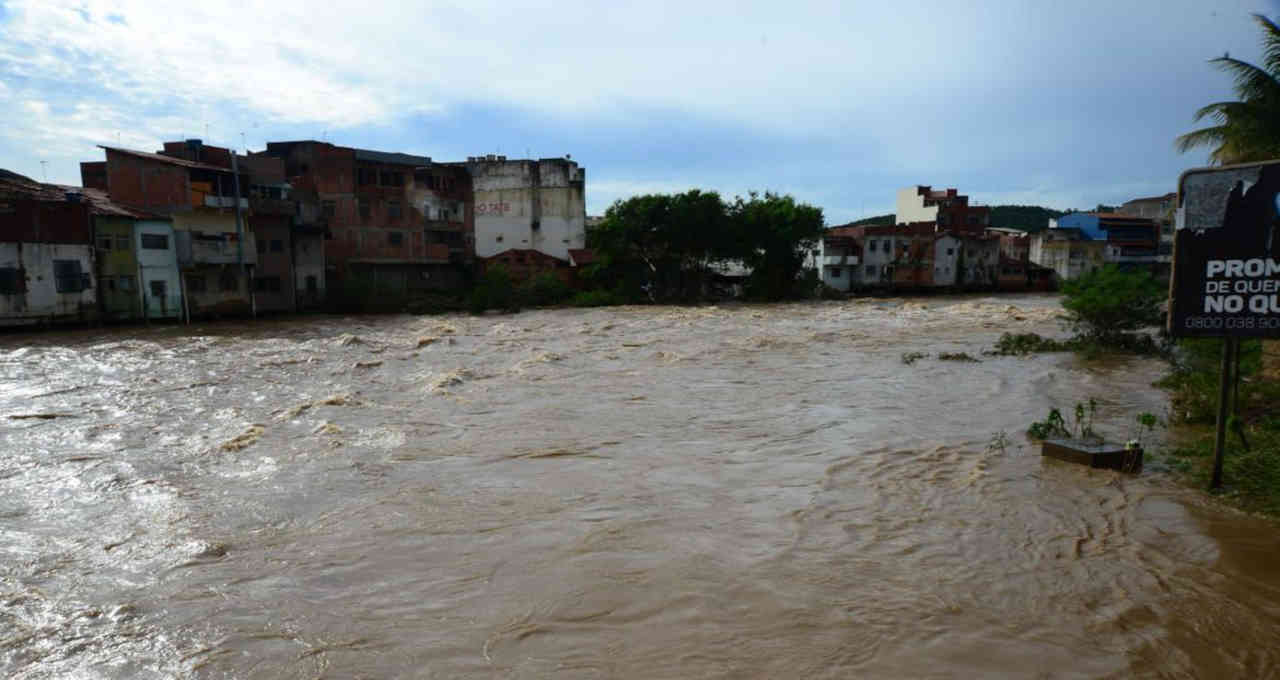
83;142;258;318
0;173;99;325
460;155;586;262
895;186;990;233
261;141;470;298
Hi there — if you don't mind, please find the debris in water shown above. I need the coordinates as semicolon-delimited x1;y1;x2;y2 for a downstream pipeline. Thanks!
8;413;75;420
938;352;980;362
334;334;364;347
354;360;384;369
313;422;343;435
416;336;439;348
429;369;474;392
220;425;265;452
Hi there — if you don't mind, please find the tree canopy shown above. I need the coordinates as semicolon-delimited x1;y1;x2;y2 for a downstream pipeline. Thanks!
586;189;824;302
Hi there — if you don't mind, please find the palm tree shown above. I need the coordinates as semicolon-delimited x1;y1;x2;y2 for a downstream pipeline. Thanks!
1176;13;1280;164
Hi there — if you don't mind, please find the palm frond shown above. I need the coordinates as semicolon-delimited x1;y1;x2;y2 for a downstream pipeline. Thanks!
1252;13;1280;78
1175;126;1229;154
1209;55;1280;101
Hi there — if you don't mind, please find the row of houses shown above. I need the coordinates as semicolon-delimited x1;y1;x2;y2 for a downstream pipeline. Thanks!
0;139;587;325
811;186;1054;292
812;185;1168;292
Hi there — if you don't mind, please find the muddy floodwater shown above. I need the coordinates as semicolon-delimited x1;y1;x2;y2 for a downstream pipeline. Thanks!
3;294;1279;678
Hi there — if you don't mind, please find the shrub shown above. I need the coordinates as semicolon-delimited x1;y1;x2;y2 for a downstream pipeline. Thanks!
469;265;521;314
522;273;572;307
987;332;1075;356
1060;266;1164;344
570;290;624;307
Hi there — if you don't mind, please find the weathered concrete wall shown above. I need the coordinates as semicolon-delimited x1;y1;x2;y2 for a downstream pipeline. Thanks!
469;159;585;260
294;231;325;310
0;242;97;325
933;235;959;286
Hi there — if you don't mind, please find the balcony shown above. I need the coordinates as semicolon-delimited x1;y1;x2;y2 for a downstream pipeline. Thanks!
821;255;859;266
203;195;250;210
175;230;258;266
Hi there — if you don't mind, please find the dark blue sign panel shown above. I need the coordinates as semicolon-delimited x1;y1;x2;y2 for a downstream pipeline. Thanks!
1170;161;1280;338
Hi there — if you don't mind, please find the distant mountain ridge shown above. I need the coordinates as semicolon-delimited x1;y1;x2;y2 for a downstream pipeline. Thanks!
835;205;1068;232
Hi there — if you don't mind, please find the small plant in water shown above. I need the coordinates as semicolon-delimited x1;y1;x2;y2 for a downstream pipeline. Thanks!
901;351;927;365
1027;407;1071;440
1127;412;1159;450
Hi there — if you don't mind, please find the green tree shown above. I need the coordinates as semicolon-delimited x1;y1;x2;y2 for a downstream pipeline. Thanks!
1059;266;1164;343
1175;13;1280;164
587;190;730;302
726;192;825;300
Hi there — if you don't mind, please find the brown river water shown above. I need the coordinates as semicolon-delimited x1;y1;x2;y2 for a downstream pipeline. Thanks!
1;294;1278;679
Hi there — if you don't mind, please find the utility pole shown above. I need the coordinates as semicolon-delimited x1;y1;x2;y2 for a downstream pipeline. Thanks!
230;153;255;318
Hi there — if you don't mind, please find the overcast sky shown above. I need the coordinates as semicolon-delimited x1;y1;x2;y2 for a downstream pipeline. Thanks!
2;0;1278;224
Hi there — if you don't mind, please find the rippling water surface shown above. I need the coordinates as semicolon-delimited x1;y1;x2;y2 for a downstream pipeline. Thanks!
2;294;1278;678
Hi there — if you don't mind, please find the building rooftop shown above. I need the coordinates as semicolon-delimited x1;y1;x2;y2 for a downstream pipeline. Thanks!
0;171;165;219
352;148;432;166
100;145;235;173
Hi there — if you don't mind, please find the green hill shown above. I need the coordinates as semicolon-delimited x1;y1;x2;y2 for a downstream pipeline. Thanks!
988;205;1067;232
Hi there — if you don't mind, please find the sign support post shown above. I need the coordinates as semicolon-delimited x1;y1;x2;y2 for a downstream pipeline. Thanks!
1210;338;1237;490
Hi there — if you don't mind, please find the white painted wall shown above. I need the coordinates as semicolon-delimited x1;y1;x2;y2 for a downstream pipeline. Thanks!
0;242;97;324
134;220;183;319
895;187;938;225
933;235;960;286
469;159;586;260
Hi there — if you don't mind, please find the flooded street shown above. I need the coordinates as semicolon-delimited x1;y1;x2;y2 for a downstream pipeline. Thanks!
2;294;1278;678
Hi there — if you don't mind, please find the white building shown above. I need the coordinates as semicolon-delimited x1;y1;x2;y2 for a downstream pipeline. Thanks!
462;156;587;261
0;242;97;325
810;235;860;291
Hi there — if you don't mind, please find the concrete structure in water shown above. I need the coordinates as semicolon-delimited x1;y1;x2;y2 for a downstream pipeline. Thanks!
260;141;471;299
0;172;99;325
82;141;258;318
457;155;587;267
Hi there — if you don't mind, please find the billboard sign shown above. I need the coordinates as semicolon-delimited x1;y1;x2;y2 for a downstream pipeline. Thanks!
1170;160;1280;337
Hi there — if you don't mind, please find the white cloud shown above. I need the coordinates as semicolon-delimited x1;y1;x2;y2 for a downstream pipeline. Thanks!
0;0;1265;205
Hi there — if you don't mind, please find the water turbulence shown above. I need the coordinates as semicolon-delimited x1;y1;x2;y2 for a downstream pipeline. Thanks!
1;295;1278;678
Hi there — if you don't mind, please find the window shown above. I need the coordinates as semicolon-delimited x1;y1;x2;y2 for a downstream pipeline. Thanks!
97;236;113;251
496;235;504;243
256;238;267;255
387;200;402;218
865;265;876;276
946;248;954;255
321;200;336;218
270;239;284;253
0;267;25;294
254;276;282;292
883;241;891;252
220;268;238;292
149;280;166;298
53;259;86;293
867;239;876;251
358;198;371;219
531;219;541;231
357;168;373;186
831;267;842;278
141;233;168;250
306;275;318;293
185;275;206;292
105;278;116;291
119;275;135;291
388;231;404;246
114;235;130;251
